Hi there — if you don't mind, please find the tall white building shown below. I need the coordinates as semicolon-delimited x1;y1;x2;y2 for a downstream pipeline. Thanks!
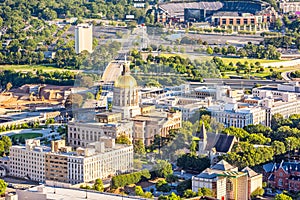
10;139;51;182
75;24;93;54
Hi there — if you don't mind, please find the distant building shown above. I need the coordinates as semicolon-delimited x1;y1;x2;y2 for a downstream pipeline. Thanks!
113;61;182;146
252;82;300;126
132;109;182;146
192;160;252;200
75;24;93;54
210;9;277;32
279;1;300;13
263;160;300;192
67;114;133;148
208;103;266;128
156;0;275;30
192;85;243;102
174;101;208;121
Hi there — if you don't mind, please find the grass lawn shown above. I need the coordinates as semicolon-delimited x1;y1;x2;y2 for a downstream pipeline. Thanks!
10;132;43;140
0;64;70;72
221;57;281;65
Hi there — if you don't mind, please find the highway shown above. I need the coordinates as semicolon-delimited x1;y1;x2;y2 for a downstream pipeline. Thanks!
101;61;124;83
191;78;287;89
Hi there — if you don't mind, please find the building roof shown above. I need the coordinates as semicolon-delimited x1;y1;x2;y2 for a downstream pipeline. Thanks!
197;125;236;153
211;160;235;171
22;185;142;200
263;162;274;173
196;168;218;179
114;74;137;89
214;134;236;153
114;62;137;89
263;161;300;173
197;123;207;140
241;167;259;178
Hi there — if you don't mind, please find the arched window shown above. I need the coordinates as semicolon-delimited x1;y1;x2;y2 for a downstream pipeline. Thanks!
278;178;283;187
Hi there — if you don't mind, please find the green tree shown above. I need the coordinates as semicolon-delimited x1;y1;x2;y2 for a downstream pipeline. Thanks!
153;160;173;178
0;141;4;154
156;180;171;192
199;187;213;197
115;135;131;145
250;187;264;198
183;189;196;198
135;186;144;196
221;46;228;55
271;113;284;130
206;46;213;55
166;174;178;184
275;194;292;200
271;141;286;155
275;18;283;30
189;140;197;155
0;179;7;196
93;178;104;192
158;192;181;200
1;136;12;153
133;139;146;155
213;47;220;54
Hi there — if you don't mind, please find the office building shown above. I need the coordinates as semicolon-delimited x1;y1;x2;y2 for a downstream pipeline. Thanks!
75;24;93;54
46;139;133;184
10;139;133;184
67;117;133;148
208;103;266;128
10;139;50;182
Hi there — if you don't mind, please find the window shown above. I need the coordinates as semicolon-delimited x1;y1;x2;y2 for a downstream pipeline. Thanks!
278;178;283;187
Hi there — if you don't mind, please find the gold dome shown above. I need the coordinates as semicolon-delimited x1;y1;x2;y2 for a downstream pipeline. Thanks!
114;74;137;89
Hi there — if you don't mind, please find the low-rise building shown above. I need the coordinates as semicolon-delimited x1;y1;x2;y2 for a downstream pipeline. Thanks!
192;160;252;200
263;160;300;192
132;110;182;146
242;167;263;199
174;101;208;121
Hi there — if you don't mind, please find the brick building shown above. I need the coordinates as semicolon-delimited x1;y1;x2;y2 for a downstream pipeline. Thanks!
263;161;300;192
